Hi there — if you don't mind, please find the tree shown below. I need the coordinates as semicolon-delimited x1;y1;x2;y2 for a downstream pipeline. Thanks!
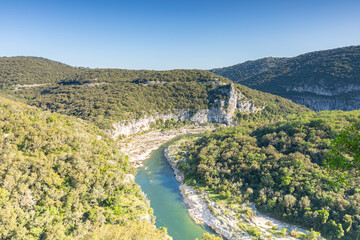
317;210;329;225
327;121;360;171
326;220;344;239
197;232;222;240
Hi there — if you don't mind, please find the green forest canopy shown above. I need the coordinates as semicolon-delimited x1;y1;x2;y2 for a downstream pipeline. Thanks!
211;45;360;92
179;110;360;239
0;97;168;240
0;57;310;129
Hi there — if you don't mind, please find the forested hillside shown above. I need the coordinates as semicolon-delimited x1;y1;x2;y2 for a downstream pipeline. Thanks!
179;110;360;239
0;57;310;129
0;57;78;87
211;46;360;111
0;97;168;239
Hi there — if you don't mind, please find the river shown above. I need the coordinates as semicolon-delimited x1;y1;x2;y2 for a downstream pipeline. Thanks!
135;137;218;240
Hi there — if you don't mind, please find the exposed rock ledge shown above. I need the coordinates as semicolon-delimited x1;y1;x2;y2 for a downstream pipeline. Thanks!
110;84;263;138
119;125;216;168
165;140;317;240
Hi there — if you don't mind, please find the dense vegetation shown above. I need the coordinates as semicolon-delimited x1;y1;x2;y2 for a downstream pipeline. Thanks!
234;84;310;122
1;54;358;239
0;57;78;88
327;121;360;171
211;57;287;84
0;97;168;239
211;46;360;111
0;57;309;129
180;110;360;239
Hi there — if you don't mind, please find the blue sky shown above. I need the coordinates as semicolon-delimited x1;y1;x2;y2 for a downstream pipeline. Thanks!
1;0;359;69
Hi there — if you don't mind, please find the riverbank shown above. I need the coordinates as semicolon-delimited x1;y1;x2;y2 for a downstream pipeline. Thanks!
117;125;216;240
165;139;317;240
119;124;216;168
135;136;220;240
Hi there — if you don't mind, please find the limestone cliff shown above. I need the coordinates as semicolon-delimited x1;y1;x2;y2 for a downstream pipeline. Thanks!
211;46;360;111
285;84;360;111
110;84;262;138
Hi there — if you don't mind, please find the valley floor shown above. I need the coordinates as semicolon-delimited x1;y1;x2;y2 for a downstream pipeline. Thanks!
118;124;216;168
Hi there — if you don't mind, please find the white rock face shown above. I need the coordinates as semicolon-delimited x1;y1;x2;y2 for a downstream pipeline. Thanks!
110;84;262;138
295;96;360;111
287;83;360;96
111;112;187;138
164;147;245;239
122;174;135;184
284;83;360;111
118;125;216;168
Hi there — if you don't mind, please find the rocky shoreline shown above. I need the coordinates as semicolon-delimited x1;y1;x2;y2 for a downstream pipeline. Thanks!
165;143;245;240
164;139;315;240
118;125;216;168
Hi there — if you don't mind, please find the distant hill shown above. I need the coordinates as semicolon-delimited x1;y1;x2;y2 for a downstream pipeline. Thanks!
211;46;360;111
0;57;310;132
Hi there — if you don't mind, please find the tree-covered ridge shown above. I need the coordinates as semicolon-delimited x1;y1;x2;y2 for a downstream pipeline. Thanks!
0;97;168;239
16;80;309;129
0;57;79;88
0;56;231;88
59;68;230;85
211;46;360;111
210;57;288;84
211;46;360;89
25;81;217;128
180;110;360;239
0;57;310;129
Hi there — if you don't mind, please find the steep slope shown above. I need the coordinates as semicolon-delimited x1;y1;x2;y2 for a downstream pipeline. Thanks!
210;57;288;82
179;110;360;239
211;46;360;111
0;97;168;239
0;57;310;135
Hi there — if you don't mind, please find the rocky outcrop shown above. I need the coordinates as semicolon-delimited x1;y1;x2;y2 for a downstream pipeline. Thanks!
211;46;360;112
291;95;360;111
286;83;360;96
164;147;245;240
118;125;216;167
111;111;189;138
285;84;360;111
110;84;262;138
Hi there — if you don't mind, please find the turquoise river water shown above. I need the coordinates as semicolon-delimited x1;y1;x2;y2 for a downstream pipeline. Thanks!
135;138;219;240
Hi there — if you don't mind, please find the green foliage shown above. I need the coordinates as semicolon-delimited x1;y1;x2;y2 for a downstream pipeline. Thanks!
197;232;222;240
0;56;78;88
0;97;160;239
0;56;310;130
211;46;360;110
212;46;360;90
304;229;321;240
29;80;214;129
182;110;360;239
246;225;262;237
327;121;360;171
83;221;169;240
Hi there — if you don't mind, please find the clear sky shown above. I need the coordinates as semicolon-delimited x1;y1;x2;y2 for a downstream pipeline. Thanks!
1;0;360;70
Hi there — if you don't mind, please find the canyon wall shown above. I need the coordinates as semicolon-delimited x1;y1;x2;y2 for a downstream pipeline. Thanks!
285;84;360;111
110;84;262;138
